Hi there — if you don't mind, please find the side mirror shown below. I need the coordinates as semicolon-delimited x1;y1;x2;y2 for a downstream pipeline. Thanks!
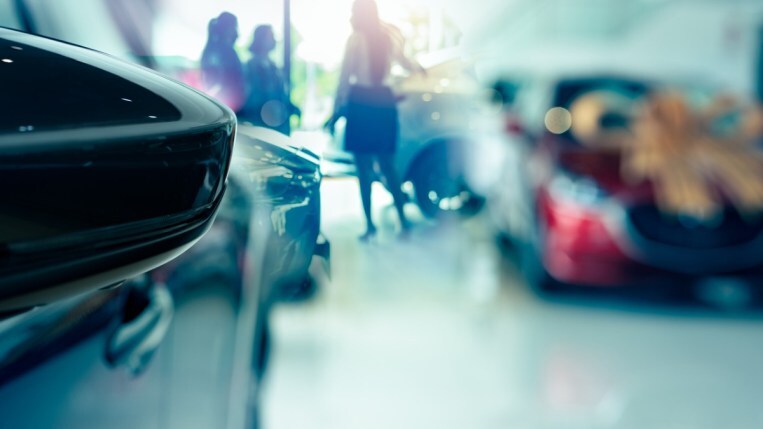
0;29;236;313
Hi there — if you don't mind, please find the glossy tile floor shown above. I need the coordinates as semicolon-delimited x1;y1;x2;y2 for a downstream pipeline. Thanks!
262;177;763;429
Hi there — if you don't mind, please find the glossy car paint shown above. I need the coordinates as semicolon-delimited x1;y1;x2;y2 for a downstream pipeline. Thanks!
0;4;326;428
0;28;236;310
0;127;324;428
234;127;322;291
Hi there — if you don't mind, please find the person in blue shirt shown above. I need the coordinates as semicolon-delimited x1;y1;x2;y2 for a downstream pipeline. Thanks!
200;12;245;112
240;25;300;135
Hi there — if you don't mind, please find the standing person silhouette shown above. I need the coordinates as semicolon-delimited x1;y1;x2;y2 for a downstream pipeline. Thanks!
326;0;425;241
240;25;301;135
756;25;763;104
200;12;245;112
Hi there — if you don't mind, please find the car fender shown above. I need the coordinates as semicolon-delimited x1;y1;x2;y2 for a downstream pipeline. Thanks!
400;132;473;182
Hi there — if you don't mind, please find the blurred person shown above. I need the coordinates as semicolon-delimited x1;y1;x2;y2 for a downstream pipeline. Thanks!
325;0;425;241
757;25;763;104
239;25;301;135
200;12;245;112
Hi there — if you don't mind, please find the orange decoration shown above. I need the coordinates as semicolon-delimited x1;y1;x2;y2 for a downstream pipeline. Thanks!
572;89;763;221
622;92;763;220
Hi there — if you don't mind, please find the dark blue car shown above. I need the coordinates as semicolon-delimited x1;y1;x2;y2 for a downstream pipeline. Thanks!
0;4;328;427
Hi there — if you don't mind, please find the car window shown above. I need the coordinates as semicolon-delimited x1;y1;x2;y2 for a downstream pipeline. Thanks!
553;78;649;109
22;0;136;61
0;0;21;30
492;78;522;106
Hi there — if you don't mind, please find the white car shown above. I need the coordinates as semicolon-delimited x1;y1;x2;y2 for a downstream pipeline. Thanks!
324;54;493;218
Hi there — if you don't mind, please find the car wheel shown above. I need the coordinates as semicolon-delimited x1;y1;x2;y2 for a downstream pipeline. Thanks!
410;146;485;219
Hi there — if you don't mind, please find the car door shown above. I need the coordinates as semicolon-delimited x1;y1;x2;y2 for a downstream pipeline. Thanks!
2;3;325;427
0;284;168;429
0;22;236;428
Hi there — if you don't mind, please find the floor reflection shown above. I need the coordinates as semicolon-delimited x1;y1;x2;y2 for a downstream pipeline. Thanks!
262;177;763;429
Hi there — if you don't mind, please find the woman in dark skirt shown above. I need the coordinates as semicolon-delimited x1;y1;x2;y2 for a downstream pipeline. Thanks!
326;0;424;241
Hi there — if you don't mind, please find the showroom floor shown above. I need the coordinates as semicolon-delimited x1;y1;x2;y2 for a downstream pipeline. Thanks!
261;177;763;429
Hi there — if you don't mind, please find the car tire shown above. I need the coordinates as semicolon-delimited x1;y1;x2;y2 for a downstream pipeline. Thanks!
409;144;485;219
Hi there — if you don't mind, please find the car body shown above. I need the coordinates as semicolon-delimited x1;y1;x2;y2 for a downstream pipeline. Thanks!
324;54;489;218
0;2;327;428
491;71;763;301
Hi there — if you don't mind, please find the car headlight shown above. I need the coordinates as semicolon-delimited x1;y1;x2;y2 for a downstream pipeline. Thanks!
548;170;609;206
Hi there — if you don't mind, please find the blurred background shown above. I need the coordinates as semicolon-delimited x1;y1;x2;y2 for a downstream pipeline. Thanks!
5;0;763;428
186;1;763;427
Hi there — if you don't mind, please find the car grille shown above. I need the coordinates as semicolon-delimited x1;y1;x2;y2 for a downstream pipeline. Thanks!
628;205;763;249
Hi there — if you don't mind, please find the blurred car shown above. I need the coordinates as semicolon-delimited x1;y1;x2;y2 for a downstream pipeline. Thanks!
324;53;488;218
491;72;763;304
0;3;327;428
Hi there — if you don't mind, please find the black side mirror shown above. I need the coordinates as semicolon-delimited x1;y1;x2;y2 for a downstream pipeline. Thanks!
0;29;236;313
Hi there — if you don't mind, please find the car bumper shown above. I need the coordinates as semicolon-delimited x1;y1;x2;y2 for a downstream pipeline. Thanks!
539;190;763;288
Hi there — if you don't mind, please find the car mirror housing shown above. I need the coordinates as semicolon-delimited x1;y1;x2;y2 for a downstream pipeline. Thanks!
0;29;236;313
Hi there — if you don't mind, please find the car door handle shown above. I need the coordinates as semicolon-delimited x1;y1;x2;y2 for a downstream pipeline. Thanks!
104;279;174;375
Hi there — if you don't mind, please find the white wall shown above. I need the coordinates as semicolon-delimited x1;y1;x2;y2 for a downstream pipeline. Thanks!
451;0;763;93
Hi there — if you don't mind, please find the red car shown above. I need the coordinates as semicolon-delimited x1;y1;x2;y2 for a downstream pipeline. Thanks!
491;74;763;305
